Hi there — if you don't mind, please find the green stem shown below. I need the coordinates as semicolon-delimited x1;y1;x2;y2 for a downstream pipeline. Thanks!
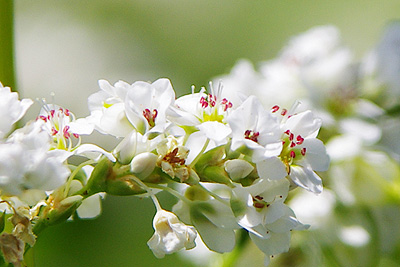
0;0;16;92
189;138;210;168
148;183;191;203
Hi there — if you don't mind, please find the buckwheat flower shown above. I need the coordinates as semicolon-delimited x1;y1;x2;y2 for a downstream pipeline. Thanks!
37;103;115;161
113;131;161;164
171;82;233;144
125;78;175;137
173;197;238;253
231;178;290;238
147;209;197;258
227;96;286;180
231;178;306;265
272;106;330;193
87;79;135;137
156;135;190;182
0;121;70;196
0;83;33;139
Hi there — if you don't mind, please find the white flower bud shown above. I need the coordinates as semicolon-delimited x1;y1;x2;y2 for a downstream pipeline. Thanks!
130;152;158;179
224;159;254;181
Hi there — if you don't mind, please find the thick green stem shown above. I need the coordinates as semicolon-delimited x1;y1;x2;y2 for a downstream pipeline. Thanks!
0;0;16;91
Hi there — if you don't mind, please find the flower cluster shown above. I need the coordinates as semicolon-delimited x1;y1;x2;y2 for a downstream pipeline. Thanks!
211;23;400;266
0;73;329;265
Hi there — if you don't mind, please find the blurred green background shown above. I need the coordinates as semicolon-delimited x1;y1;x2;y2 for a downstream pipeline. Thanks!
4;0;400;266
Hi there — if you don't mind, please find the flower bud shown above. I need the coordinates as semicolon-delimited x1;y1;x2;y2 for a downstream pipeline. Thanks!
45;195;83;225
105;175;146;196
130;152;158;179
224;159;254;181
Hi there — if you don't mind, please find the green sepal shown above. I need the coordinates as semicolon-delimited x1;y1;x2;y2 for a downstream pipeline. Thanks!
43;196;83;226
194;146;225;173
0;210;6;233
105;175;146;196
201;166;233;187
76;157;113;197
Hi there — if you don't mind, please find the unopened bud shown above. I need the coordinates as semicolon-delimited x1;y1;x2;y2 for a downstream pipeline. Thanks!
224;159;254;181
131;152;158;179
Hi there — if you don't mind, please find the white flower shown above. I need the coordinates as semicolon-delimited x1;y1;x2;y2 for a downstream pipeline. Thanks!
227;96;285;180
171;83;233;144
231;179;291;238
173;198;238;253
0;121;70;196
274;108;330;194
156;135;190;181
147;209;197;258
113;131;161;164
87;80;135;137
37;103;115;161
0;83;33;139
125;78;175;136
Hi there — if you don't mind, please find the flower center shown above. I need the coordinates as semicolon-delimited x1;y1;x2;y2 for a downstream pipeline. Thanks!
143;108;158;128
37;107;79;150
163;147;186;166
280;129;307;174
199;93;232;123
244;130;260;143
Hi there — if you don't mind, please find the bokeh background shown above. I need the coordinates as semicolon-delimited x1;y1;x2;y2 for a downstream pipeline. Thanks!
6;0;400;266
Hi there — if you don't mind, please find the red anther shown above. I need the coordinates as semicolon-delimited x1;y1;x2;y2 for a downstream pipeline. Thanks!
221;98;227;104
281;109;287;116
227;102;232;108
64;109;70;116
152;109;158;119
244;130;260;143
296;135;304;145
301;147;306;156
51;127;58;136
63;126;70;139
254;202;265;209
289;133;294;141
73;133;79;138
290;150;296;158
39;115;47;122
50;110;55;117
290;142;296;148
282;140;286;145
271;105;280;113
254;195;263;200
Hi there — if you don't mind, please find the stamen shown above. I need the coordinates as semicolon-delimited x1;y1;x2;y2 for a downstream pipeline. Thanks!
271;105;280;113
301;147;306;156
281;109;287;116
143;108;158;127
290;150;296;158
296;135;304;145
244;130;260;143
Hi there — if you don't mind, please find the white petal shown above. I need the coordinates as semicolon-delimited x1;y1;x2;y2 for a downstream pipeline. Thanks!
301;138;330;171
290;165;323;194
76;194;103;219
250;231;291;256
197;121;231;143
256;157;287;180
